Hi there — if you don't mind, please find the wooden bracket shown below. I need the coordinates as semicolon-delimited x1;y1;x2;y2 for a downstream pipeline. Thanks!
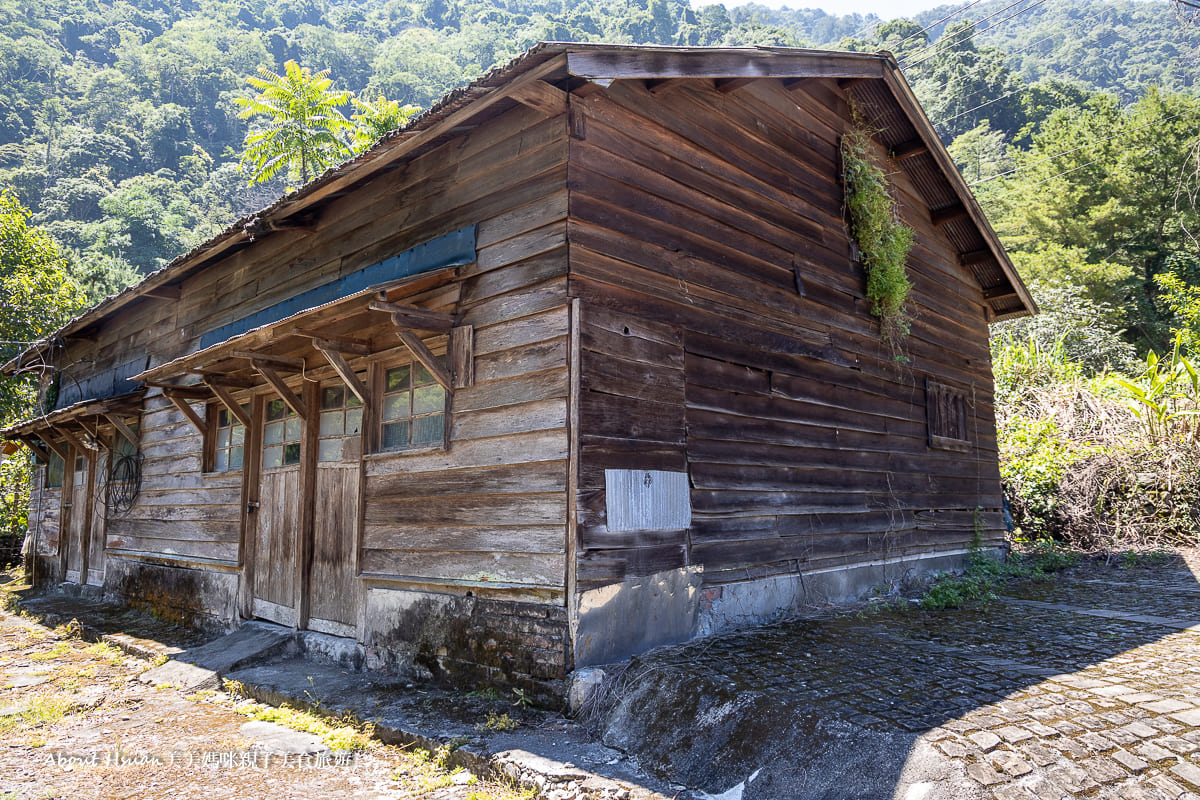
396;331;453;392
20;437;52;464
959;248;993;267
38;434;68;461
930;203;969;227
891;139;928;161
163;389;206;436
232;351;306;371
254;362;308;417
645;78;688;95
53;425;94;454
368;301;455;333
508;80;569;117
449;325;474;389
312;341;371;406
838;77;872;91
205;382;252;429
104;413;139;447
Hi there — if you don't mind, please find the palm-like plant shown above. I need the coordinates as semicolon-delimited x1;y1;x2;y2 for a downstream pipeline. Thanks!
235;60;354;188
350;95;421;155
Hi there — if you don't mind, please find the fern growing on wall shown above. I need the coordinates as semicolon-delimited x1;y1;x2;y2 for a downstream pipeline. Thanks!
840;111;915;357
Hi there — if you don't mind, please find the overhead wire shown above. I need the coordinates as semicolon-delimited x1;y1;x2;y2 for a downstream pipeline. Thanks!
901;0;1050;70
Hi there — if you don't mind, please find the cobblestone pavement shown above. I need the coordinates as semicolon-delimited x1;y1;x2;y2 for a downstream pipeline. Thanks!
608;550;1200;799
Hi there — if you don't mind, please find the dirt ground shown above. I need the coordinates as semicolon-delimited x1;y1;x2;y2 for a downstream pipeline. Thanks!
0;609;533;800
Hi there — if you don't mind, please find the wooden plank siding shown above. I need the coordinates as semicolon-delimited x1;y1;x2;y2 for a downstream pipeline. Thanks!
567;76;1004;591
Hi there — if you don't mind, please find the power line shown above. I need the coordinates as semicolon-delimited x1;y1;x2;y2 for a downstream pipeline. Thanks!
892;0;989;49
968;108;1196;187
901;0;1050;70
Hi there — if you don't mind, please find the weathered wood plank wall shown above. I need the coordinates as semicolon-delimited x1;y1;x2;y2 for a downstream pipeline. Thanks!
567;76;1004;591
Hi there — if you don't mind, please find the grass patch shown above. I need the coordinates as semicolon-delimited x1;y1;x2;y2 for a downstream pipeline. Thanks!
28;641;73;661
233;700;373;752
919;540;1079;610
0;694;71;733
475;711;520;732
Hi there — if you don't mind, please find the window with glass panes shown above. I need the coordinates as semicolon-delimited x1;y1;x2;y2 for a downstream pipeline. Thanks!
381;363;446;451
318;384;363;462
45;451;64;488
262;398;302;468
211;406;246;472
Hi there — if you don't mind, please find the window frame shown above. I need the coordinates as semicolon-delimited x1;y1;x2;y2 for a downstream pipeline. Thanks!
204;402;248;474
368;355;449;456
926;378;972;453
44;449;64;489
261;396;303;470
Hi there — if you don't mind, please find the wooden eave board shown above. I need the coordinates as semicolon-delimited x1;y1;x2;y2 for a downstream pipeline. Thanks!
135;266;460;384
1;390;145;439
564;47;889;81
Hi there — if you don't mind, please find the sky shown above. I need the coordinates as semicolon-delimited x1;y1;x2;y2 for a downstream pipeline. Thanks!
724;0;944;19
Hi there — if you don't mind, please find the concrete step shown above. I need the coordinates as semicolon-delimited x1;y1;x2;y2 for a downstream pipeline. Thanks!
140;621;295;691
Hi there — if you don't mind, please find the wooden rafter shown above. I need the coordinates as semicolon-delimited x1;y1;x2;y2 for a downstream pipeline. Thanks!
145;381;208;398
368;301;455;333
290;329;372;355
38;433;68;461
188;370;257;388
312;341;371;406
205;382;252;429
104;413;139;447
163;389;206;436
645;77;688;94
232;351;305;371
395;330;453;392
715;77;758;94
254;362;308;417
930;203;969;227
891;140;928;161
144;285;181;301
959;248;993;267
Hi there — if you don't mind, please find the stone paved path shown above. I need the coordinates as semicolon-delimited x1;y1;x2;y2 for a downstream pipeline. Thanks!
596;550;1200;799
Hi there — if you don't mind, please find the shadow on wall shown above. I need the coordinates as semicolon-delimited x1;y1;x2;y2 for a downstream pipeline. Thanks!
568;552;1200;799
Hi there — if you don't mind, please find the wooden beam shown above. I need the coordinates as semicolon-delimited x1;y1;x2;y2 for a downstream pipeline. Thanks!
163;390;206;436
449;325;474;390
959;248;994;267
232;351;306;371
838;76;872;90
891;139;928;161
930;203;969;227
104;413;139;447
715;77;759;94
205;381;252;429
983;286;1020;301
53;425;94;454
645;77;688;94
369;301;455;333
396;330;453;392
290;329;372;355
566;50;887;81
20;437;52;464
254;363;308;418
187;370;258;389
312;342;371;406
508;80;568;117
143;285;181;301
145;381;209;398
37;434;68;461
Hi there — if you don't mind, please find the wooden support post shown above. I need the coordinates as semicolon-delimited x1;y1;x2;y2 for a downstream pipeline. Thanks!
449;325;474;389
396;330;453;392
312;341;371;406
205;382;252;429
254;362;308;417
104;413;139;447
368;300;455;333
164;390;206;435
20;437;52;464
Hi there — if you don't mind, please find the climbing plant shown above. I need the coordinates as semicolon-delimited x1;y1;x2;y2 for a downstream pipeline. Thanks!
840;112;915;355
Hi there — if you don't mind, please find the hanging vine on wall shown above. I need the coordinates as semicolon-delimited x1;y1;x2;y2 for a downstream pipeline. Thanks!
840;109;915;357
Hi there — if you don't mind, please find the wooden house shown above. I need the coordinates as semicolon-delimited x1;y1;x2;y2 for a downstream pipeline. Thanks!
3;43;1033;694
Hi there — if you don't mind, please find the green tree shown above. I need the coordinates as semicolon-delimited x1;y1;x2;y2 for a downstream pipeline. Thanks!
0;191;86;423
235;59;354;187
350;94;420;154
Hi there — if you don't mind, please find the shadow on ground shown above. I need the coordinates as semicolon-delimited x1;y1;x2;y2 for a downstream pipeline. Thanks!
11;551;1200;800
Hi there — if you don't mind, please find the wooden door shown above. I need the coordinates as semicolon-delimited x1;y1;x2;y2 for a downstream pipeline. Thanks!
250;398;303;626
62;452;89;584
306;383;363;636
85;451;108;587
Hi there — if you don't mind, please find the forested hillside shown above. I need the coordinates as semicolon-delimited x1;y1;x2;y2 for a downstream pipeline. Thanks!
0;0;1196;307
